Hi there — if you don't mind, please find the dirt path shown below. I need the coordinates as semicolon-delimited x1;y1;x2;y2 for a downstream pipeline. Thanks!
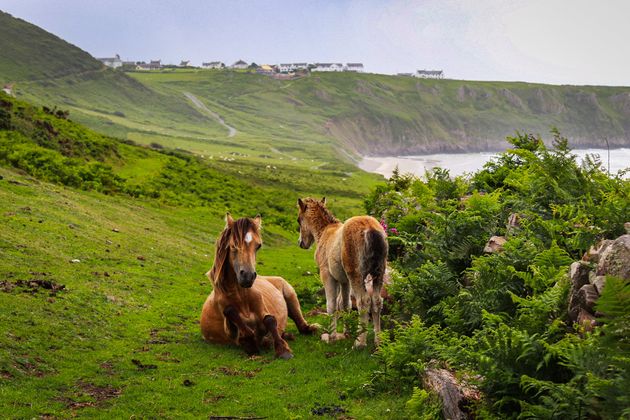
184;92;236;138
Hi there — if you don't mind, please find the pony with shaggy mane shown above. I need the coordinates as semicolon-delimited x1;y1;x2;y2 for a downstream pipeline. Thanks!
200;213;317;358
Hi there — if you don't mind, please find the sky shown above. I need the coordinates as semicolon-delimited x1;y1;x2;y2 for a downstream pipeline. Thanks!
1;0;629;86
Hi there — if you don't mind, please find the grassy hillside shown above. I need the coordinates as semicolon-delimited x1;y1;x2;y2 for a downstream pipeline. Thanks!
0;92;405;417
131;69;630;155
0;10;227;143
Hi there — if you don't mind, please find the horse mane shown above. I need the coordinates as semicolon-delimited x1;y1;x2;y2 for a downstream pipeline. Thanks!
209;217;258;293
303;198;339;233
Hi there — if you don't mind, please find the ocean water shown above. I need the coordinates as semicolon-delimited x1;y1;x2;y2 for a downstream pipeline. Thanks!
359;148;630;179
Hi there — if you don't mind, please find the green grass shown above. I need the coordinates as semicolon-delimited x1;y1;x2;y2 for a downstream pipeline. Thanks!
0;166;406;418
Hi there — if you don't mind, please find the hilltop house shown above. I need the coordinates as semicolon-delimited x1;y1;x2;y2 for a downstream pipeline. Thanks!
202;61;224;69
136;60;162;70
415;70;444;79
231;60;248;69
179;60;191;67
278;63;308;72
97;54;123;69
345;63;364;72
313;63;344;72
256;64;276;75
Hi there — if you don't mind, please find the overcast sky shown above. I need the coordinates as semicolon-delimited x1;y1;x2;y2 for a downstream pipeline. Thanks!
2;0;629;86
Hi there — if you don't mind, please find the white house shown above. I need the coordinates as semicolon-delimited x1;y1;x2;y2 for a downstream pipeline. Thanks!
278;63;293;73
136;60;162;70
345;63;364;72
231;59;248;69
415;70;444;79
97;54;123;69
313;63;344;72
202;61;225;69
277;63;309;72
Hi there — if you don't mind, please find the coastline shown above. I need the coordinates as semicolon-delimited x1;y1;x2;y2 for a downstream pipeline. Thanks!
360;148;630;179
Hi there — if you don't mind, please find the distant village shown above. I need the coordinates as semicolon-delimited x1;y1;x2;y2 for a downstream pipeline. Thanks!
96;54;445;79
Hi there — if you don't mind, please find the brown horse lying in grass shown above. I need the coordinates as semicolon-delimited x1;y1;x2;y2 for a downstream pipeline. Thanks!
200;214;318;359
297;197;388;348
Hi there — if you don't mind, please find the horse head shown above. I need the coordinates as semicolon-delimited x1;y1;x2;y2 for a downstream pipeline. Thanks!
211;213;262;289
297;197;335;249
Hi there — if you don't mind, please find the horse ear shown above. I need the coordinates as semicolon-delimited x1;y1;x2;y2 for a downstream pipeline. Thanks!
253;214;262;230
321;197;327;205
225;212;234;228
297;198;306;211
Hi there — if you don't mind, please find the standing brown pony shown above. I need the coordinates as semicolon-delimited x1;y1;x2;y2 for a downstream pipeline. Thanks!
297;197;388;348
200;214;317;359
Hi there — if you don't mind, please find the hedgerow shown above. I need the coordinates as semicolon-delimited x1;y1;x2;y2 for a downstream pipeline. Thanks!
366;131;630;418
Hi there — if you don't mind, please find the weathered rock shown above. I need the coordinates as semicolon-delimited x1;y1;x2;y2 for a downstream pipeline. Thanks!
625;222;630;234
577;308;597;332
568;261;593;321
576;284;599;313
592;276;606;295
506;213;521;236
570;261;591;289
596;234;630;280
582;239;613;264
483;236;506;253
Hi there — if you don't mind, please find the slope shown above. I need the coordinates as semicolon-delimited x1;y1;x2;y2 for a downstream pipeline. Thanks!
132;69;630;155
0;92;404;418
0;10;226;141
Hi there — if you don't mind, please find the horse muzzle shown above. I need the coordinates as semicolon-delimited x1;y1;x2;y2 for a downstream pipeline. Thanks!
238;271;257;288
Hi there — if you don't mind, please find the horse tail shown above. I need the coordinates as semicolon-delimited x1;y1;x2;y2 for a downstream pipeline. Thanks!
362;229;388;297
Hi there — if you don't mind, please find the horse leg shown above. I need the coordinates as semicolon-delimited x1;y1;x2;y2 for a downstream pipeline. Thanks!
339;281;351;336
223;305;258;356
371;285;383;347
263;315;293;359
352;289;371;349
281;281;319;335
321;271;343;342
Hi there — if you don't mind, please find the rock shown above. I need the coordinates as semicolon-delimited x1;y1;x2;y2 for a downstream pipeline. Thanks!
507;213;521;229
596;234;630;280
576;284;599;313
625;222;630;234
568;262;594;321
483;236;507;253
582;239;613;263
70;259;81;263
592;276;606;295
112;228;120;233
577;308;597;332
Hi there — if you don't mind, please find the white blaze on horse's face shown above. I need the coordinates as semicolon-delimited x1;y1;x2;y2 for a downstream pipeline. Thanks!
230;228;262;289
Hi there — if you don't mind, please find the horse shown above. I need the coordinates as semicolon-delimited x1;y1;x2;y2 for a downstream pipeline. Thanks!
200;213;318;359
297;197;388;348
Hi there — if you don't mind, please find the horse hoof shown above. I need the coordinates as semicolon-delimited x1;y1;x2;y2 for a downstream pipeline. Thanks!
320;333;331;343
278;351;294;360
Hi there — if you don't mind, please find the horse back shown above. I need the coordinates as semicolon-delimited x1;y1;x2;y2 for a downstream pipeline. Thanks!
340;216;388;284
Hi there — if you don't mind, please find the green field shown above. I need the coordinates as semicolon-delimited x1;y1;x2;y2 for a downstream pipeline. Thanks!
0;166;407;418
